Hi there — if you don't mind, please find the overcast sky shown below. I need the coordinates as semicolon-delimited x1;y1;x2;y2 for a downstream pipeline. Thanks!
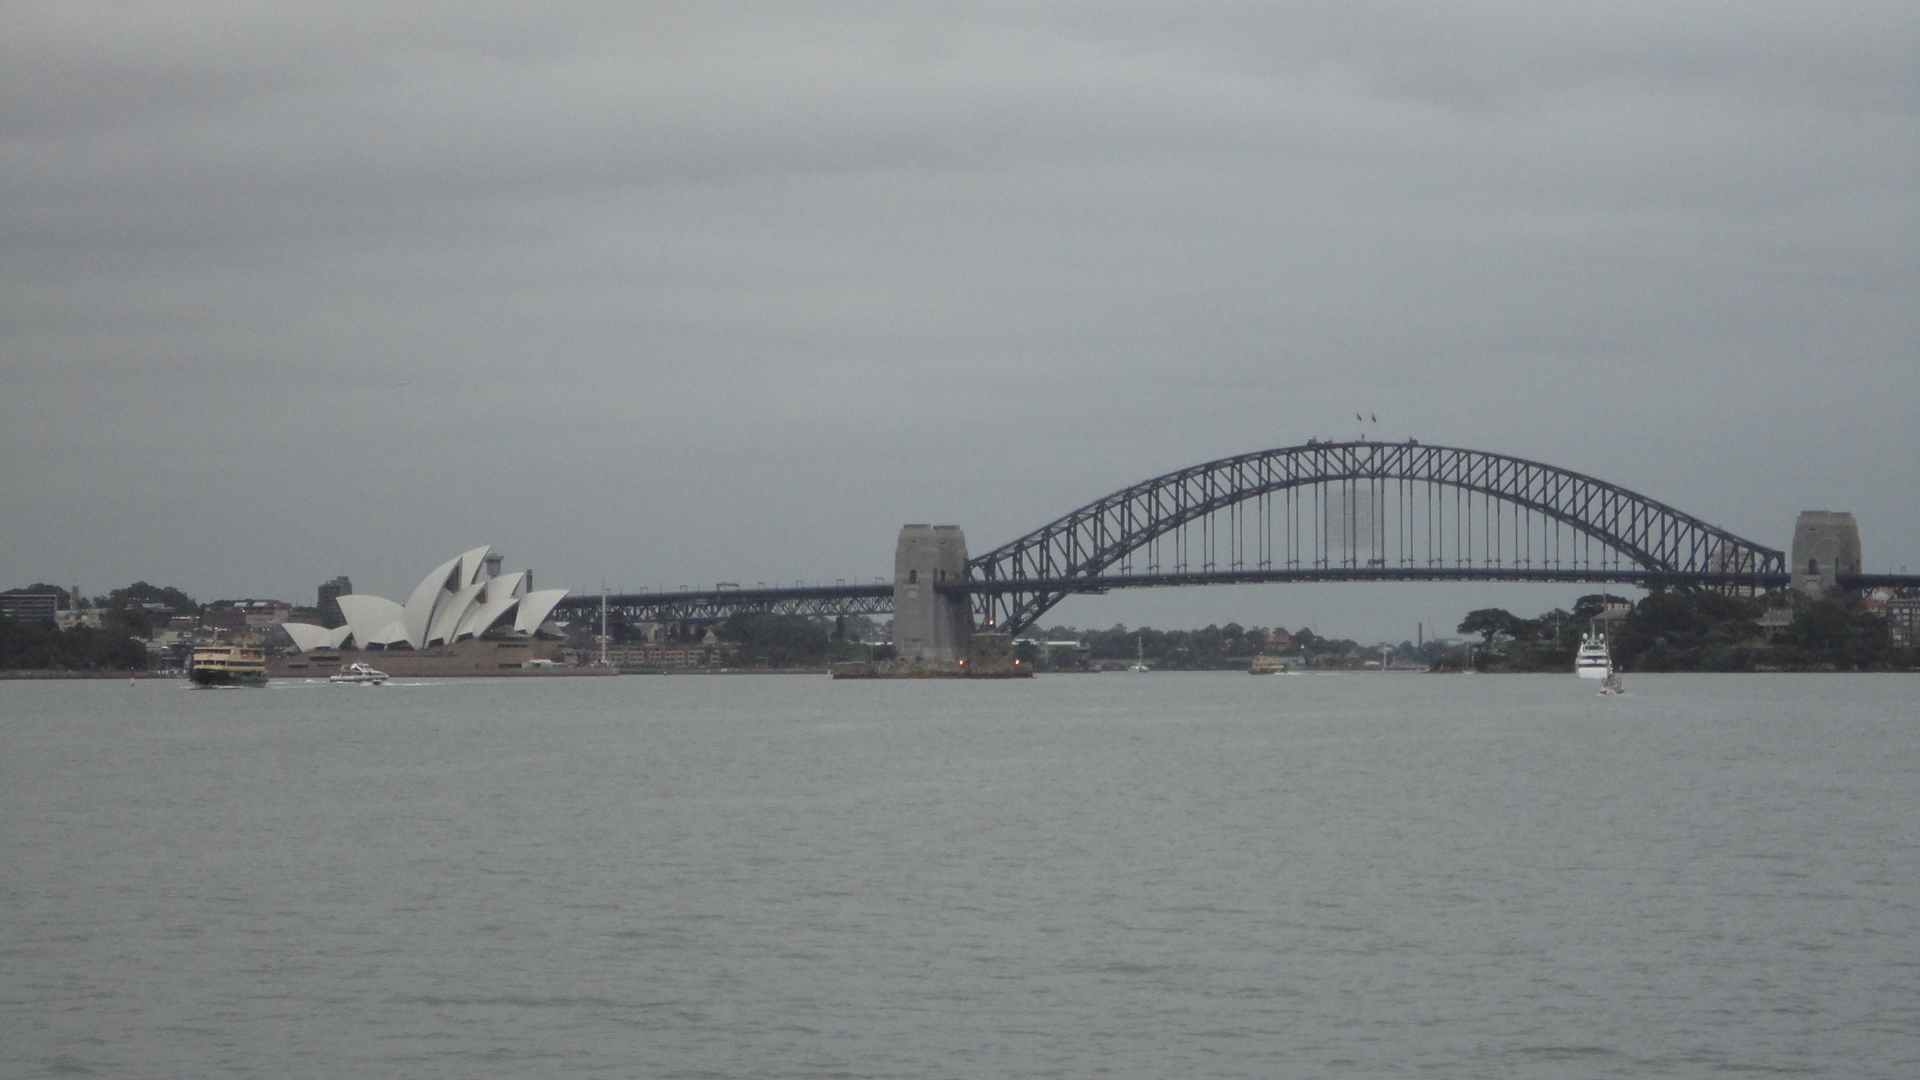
4;1;1914;641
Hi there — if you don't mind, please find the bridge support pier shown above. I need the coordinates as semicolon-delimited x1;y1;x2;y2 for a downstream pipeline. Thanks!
894;525;972;663
1791;511;1862;598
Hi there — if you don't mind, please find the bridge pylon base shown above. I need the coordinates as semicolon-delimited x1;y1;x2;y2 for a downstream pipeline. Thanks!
893;524;973;663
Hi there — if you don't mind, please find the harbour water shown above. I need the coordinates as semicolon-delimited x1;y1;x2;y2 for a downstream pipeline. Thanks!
3;673;1917;1077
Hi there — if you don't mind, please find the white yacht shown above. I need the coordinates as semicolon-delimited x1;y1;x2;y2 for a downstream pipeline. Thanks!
329;663;389;685
1575;625;1612;680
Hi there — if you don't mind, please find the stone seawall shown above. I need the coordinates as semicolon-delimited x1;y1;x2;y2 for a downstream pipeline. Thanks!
269;637;599;678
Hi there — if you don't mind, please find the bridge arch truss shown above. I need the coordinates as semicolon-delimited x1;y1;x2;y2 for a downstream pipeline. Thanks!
967;441;1785;633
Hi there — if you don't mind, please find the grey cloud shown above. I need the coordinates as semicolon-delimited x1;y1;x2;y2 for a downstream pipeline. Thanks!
2;2;1913;633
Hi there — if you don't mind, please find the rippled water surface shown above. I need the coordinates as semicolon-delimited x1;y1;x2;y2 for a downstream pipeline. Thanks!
4;673;1918;1078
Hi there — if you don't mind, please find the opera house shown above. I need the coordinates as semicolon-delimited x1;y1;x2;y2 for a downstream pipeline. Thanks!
270;547;577;678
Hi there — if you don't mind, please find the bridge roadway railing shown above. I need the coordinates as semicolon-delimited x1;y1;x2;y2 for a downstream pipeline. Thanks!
1845;574;1920;589
957;568;1797;594
554;583;891;625
549;572;1919;627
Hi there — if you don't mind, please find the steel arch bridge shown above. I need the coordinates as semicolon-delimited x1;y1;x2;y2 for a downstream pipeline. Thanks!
562;440;1810;631
965;440;1786;633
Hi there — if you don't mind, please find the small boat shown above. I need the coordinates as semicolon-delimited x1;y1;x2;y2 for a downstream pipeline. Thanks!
328;663;389;685
1248;654;1287;675
1597;672;1625;696
1128;634;1149;672
189;644;268;688
1575;623;1612;680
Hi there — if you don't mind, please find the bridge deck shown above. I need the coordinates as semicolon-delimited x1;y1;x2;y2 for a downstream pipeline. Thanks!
557;572;1919;624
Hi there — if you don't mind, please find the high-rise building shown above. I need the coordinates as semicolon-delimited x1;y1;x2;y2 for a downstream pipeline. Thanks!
317;575;352;629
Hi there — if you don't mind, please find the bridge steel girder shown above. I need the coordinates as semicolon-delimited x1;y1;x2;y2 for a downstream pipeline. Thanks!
553;568;1917;630
553;583;892;626
955;569;1795;594
966;441;1788;633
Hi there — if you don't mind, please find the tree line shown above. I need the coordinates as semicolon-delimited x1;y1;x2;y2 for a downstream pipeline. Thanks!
1051;623;1387;670
711;611;872;668
704;614;1393;670
0;582;200;672
1448;584;1913;673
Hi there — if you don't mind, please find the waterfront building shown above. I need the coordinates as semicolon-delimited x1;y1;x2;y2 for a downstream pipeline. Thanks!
0;592;59;623
1885;597;1920;650
202;600;292;630
598;632;723;671
56;609;103;630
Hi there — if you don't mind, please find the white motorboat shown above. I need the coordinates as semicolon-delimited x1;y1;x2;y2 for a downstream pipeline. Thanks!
1572;624;1625;694
1575;625;1612;680
329;663;389;685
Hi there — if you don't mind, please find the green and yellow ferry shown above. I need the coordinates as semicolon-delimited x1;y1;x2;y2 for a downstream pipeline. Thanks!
189;644;268;688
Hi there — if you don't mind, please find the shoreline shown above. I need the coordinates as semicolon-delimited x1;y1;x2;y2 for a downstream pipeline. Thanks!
0;670;179;680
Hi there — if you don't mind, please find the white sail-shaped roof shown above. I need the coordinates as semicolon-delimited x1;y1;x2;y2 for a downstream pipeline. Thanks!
368;618;411;647
455;571;526;641
337;595;405;650
455;546;493;590
333;548;568;651
514;588;570;635
282;622;335;652
284;623;359;651
400;545;488;649
427;578;488;646
401;553;464;649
